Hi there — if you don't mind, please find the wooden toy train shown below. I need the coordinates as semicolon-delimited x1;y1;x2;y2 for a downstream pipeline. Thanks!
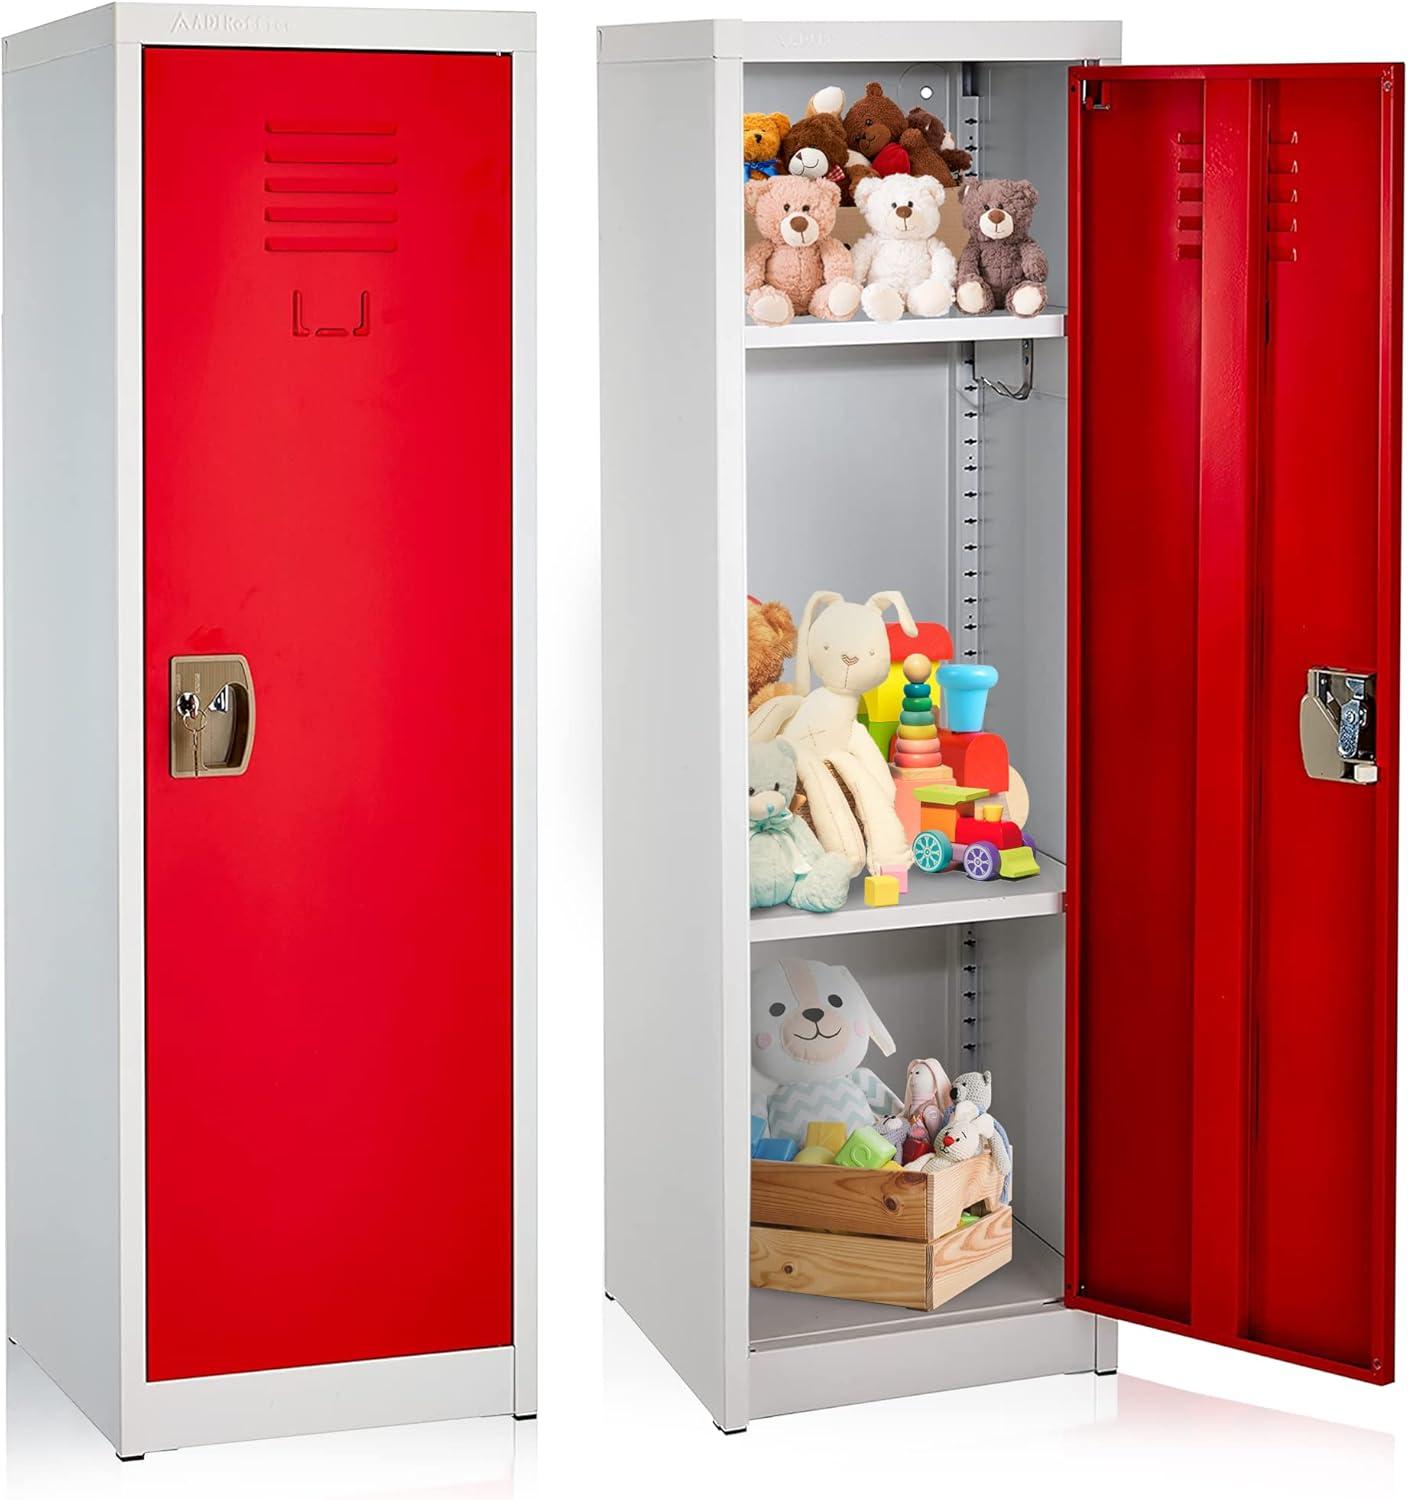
860;621;1039;883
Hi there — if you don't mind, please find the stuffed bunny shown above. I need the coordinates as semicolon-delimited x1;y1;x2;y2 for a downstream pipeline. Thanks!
747;590;919;875
751;958;902;1148
899;1056;952;1160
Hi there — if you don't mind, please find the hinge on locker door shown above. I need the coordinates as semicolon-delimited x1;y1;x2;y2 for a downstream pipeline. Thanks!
1299;668;1378;784
1080;78;1110;111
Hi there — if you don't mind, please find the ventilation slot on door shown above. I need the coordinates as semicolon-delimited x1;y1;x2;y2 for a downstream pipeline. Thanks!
263;120;399;252
1267;130;1300;264
1174;131;1203;259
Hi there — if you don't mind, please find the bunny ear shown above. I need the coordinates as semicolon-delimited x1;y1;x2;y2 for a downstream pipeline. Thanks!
794;590;841;691
868;1002;896;1058
866;590;918;637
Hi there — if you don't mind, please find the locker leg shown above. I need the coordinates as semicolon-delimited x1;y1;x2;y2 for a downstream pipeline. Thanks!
116;1453;145;1462
713;1421;747;1436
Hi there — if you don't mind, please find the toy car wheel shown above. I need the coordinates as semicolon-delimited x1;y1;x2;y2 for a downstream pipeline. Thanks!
963;840;1001;881
912;830;952;873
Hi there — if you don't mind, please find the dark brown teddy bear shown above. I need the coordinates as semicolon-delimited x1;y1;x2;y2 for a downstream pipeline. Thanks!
778;113;871;205
842;82;958;187
905;106;973;187
955;179;1049;318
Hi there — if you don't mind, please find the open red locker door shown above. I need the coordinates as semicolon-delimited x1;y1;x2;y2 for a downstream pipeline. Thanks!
1068;64;1402;1381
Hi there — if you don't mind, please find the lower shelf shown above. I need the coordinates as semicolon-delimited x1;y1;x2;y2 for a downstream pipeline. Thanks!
749;1218;1063;1351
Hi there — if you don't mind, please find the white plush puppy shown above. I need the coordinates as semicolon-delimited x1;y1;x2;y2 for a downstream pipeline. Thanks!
851;174;958;322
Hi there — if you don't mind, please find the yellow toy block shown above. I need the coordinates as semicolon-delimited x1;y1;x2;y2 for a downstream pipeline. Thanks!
864;874;900;907
879;1160;904;1171
979;803;1003;822
863;660;941;724
805;1121;849;1154
794;1145;837;1165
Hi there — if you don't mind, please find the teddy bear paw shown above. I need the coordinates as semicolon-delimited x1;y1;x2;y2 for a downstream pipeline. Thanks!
823;280;861;321
1008;281;1048;318
748;287;794;327
861;282;905;322
955;280;992;315
907;279;955;318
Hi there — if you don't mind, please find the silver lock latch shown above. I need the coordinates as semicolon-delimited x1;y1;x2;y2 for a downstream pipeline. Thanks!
1300;667;1378;785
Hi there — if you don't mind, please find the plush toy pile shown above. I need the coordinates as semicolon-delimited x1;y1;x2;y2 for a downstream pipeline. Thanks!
749;959;1013;1203
743;80;1049;326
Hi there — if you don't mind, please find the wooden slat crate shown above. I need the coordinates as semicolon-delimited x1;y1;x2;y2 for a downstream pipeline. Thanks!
750;1152;1012;1312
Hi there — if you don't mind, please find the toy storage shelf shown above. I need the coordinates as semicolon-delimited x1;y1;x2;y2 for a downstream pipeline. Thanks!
744;306;1067;350
749;854;1065;942
750;1217;1060;1348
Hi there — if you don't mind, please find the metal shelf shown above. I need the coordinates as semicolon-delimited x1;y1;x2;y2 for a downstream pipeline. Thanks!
745;306;1066;350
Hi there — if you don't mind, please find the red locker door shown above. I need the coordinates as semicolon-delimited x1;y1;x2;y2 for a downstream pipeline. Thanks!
143;47;513;1380
1068;65;1402;1381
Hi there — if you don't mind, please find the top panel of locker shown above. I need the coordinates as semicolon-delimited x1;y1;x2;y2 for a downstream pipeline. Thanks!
597;18;1121;67
2;4;535;72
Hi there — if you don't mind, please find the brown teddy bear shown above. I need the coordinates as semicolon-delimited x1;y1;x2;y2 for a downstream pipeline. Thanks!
778;113;852;196
842;83;954;186
955;179;1049;317
744;177;861;327
905;105;972;188
748;598;797;711
744;111;790;181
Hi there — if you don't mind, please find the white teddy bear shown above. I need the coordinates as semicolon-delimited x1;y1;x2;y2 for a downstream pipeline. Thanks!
851;174;957;322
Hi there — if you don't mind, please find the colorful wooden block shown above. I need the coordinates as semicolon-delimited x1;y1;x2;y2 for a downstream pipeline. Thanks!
879;862;909;894
754;1136;798;1162
864;874;900;907
938;730;1010;794
794;1145;838;1165
805;1121;849;1154
833;1125;898;1170
751;1114;767;1151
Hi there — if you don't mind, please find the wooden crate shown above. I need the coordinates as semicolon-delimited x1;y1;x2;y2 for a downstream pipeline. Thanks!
750;1152;1011;1312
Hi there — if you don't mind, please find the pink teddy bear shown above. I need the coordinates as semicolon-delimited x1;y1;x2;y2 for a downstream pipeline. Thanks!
745;176;861;327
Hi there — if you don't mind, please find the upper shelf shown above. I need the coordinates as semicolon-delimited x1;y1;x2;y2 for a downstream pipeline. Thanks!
744;306;1066;351
750;854;1065;942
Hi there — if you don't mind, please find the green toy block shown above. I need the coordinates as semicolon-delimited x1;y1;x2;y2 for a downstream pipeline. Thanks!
833;1125;898;1170
864;719;899;758
999;845;1041;879
914;783;991;806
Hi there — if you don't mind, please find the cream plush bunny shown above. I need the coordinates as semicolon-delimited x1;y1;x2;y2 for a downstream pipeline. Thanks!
750;958;903;1148
747;590;918;875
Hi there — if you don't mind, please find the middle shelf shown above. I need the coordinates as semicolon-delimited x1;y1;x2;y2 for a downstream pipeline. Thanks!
750;853;1066;942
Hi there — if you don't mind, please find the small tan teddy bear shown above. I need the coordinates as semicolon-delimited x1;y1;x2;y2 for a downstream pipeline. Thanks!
744;176;861;327
748;598;797;711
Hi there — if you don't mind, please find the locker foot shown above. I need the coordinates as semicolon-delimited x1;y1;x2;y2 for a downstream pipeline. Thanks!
512;1413;538;1422
604;1290;616;1302
116;1453;145;1462
1096;1367;1116;1377
713;1422;747;1436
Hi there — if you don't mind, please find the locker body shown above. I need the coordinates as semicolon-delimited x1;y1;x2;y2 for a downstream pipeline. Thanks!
3;4;535;1455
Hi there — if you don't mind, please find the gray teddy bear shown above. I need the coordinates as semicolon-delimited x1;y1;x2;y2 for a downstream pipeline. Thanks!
943;1069;1013;1204
748;740;852;912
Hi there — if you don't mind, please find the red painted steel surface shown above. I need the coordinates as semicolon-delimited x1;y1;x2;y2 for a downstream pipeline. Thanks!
1069;64;1401;1384
143;48;514;1381
1067;73;1205;1326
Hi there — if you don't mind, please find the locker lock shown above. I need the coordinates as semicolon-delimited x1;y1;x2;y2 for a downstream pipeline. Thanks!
171;655;256;778
1299;667;1377;784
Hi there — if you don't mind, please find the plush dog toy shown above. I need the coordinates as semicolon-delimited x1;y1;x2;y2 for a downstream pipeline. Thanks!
745;176;861;327
852;175;957;322
748;741;852;913
751;958;902;1147
955;179;1049;318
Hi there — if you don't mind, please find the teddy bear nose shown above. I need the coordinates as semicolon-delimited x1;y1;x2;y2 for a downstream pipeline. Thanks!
753;133;762;143
895;204;913;219
789;215;809;232
987;209;1007;224
802;1007;824;1022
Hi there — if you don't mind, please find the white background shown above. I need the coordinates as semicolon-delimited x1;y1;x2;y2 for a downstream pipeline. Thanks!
2;0;1407;1495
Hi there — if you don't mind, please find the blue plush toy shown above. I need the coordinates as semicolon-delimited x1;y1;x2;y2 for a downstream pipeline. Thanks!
748;740;852;912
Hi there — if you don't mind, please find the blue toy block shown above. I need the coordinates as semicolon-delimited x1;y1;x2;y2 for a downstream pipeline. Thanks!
753;1136;798;1162
751;1114;767;1151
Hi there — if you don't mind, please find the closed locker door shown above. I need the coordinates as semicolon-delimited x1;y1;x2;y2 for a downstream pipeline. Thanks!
142;47;513;1381
1068;64;1401;1382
